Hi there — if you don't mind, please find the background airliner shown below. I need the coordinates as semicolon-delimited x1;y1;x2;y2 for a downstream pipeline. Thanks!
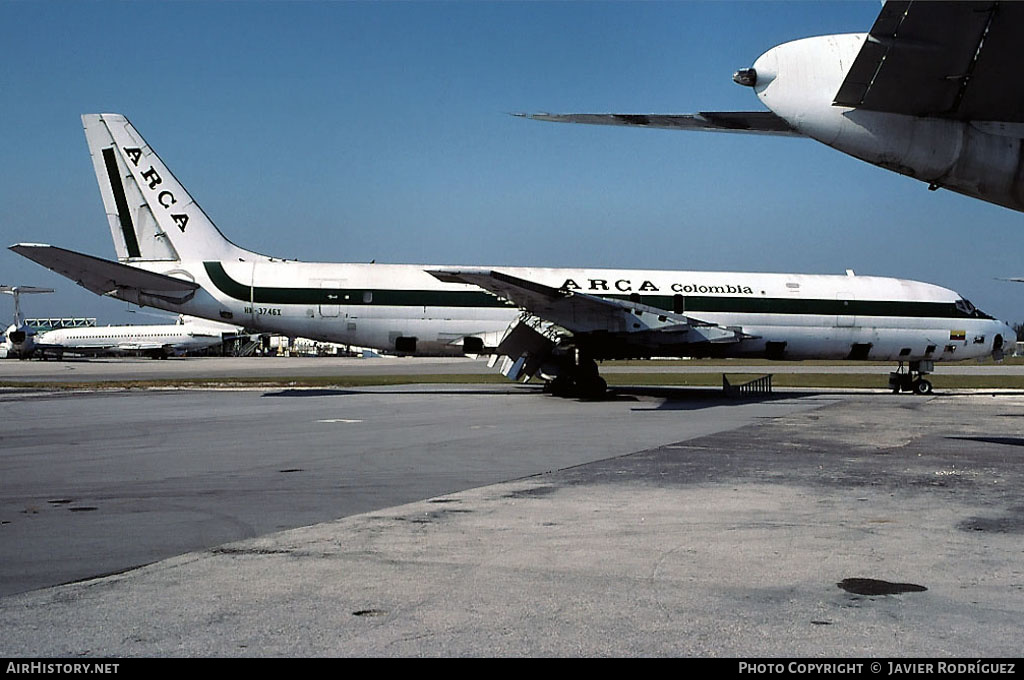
1;285;53;359
10;114;1012;396
32;315;243;360
523;1;1024;214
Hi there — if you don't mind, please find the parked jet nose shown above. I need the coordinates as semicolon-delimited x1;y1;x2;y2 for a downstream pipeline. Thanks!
992;321;1016;360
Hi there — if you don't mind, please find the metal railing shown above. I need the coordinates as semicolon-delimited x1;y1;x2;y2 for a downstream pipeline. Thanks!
723;373;773;397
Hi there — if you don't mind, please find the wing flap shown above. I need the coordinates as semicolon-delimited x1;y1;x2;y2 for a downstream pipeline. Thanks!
515;111;801;136
833;1;1024;121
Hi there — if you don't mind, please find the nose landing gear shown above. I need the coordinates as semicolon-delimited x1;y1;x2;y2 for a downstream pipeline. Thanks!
889;360;933;395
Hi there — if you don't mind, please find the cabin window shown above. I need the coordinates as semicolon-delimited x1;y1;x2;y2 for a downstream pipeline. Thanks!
925;345;936;354
956;298;995;320
363;291;373;303
899;347;911;357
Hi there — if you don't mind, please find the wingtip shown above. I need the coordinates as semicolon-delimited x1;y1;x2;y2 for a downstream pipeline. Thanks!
509;112;552;120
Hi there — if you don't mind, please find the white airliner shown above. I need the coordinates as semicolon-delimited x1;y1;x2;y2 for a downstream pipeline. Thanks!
521;1;1024;214
9;114;1012;396
32;315;243;360
1;285;54;359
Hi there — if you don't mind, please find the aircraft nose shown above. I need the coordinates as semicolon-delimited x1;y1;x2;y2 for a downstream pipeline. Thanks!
1003;320;1016;346
991;321;1016;360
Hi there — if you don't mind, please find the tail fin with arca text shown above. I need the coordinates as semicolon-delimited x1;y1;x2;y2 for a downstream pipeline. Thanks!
82;113;260;264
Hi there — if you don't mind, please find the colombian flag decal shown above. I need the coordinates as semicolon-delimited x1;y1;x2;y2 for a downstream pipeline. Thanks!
950;330;966;341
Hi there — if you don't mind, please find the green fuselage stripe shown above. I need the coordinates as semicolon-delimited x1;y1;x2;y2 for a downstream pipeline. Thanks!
203;262;976;319
204;262;511;308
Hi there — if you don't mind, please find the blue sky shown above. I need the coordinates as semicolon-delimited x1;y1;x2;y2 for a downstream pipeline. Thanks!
2;1;1023;325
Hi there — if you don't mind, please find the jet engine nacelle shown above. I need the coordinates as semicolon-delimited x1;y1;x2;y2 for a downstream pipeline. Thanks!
3;323;36;359
749;34;1024;212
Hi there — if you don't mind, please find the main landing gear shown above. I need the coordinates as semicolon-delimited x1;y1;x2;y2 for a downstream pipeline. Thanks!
889;360;933;395
544;353;608;400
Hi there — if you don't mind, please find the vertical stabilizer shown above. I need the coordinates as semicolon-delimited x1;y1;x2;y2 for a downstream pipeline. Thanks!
1;285;53;326
82;114;259;263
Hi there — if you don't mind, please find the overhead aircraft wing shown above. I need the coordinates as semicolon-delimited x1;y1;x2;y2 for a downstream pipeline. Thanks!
428;269;747;344
514;112;801;136
833;1;1024;121
9;244;199;305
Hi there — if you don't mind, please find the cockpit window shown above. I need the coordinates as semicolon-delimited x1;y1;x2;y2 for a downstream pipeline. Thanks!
955;298;994;319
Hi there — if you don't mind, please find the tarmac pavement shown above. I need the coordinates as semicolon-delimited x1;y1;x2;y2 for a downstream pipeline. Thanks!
1;382;1021;656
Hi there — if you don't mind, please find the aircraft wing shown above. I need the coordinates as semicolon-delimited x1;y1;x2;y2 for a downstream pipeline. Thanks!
9;244;199;305
428;269;747;345
514;112;801;136
116;342;166;351
32;341;117;357
833;1;1024;121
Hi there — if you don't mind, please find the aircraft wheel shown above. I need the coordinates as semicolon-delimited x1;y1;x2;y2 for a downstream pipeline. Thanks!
577;375;607;400
548;375;577;398
578;357;600;380
913;379;933;395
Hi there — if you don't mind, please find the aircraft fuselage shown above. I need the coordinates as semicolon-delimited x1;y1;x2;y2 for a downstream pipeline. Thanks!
132;257;1009;362
753;34;1024;212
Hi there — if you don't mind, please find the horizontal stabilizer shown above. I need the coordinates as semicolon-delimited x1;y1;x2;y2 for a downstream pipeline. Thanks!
514;111;801;136
10;244;199;305
0;286;54;295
